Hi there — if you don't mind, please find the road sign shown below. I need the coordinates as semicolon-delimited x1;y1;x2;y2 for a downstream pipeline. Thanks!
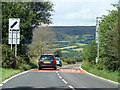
8;18;20;59
8;18;20;44
9;18;20;30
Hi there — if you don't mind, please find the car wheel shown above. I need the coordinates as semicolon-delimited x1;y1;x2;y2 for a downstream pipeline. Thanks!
38;67;42;70
54;67;57;70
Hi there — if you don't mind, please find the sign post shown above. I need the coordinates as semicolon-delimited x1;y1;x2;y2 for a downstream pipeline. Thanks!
9;18;20;58
96;17;104;63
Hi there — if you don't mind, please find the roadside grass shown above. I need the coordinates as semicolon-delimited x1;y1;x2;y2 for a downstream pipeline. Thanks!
81;61;119;83
0;68;2;83
2;58;38;82
2;68;22;82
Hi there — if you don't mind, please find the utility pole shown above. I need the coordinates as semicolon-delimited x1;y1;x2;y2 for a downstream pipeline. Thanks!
96;17;104;63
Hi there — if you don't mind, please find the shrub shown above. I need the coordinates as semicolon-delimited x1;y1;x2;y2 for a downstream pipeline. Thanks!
18;63;31;71
82;40;97;64
63;57;76;64
2;44;30;69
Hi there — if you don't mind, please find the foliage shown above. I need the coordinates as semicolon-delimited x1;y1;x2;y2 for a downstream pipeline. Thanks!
2;2;54;45
63;57;76;64
2;1;54;68
98;5;120;71
54;50;62;57
28;26;56;58
82;4;120;72
2;44;28;69
75;56;83;62
82;40;97;64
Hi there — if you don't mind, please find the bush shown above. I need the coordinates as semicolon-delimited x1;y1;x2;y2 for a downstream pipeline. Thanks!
75;56;83;62
2;44;16;68
63;57;76;64
2;44;31;69
18;63;31;71
82;40;97;64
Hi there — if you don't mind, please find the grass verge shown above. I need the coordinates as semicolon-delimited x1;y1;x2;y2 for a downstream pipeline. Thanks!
2;68;22;82
81;61;119;83
2;58;38;82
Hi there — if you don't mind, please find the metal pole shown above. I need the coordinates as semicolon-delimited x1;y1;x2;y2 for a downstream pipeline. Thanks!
11;30;13;51
96;17;99;63
15;30;17;57
96;17;104;63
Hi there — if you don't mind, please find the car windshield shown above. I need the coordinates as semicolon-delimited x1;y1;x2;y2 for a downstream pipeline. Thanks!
40;55;54;60
55;58;60;61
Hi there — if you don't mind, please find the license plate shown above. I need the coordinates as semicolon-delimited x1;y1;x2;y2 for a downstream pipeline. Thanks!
44;61;50;63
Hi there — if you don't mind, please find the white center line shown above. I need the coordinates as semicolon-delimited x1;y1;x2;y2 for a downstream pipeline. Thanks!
69;85;74;89
62;79;68;84
59;76;62;79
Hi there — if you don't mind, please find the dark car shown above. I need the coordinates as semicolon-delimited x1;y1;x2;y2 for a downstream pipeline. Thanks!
38;54;57;70
55;57;62;67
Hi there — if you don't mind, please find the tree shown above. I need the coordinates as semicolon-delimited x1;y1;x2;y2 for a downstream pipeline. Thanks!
82;40;97;64
54;50;62;57
2;1;54;50
28;26;56;57
98;4;120;71
2;1;54;68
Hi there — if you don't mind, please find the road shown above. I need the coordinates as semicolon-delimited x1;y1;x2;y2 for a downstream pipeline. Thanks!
2;62;119;90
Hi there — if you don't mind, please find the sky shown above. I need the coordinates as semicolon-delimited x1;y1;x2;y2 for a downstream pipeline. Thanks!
49;0;118;26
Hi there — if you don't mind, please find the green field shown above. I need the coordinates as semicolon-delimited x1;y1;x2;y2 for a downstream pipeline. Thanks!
51;26;95;57
56;46;77;50
58;41;70;43
72;48;83;51
61;50;70;53
75;43;87;46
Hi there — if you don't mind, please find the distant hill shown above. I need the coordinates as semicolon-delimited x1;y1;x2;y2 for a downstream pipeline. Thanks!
50;26;96;58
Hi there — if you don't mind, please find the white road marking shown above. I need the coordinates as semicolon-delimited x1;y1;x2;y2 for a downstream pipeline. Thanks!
62;79;68;84
0;84;3;86
59;76;62;79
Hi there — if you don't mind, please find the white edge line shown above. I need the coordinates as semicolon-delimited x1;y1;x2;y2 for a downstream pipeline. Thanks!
0;84;3;86
79;66;119;84
2;71;28;84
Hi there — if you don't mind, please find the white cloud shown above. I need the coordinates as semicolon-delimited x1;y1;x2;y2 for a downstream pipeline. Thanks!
51;0;118;3
50;0;118;26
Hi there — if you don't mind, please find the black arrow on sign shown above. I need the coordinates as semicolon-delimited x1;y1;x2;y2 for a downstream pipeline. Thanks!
10;21;18;28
